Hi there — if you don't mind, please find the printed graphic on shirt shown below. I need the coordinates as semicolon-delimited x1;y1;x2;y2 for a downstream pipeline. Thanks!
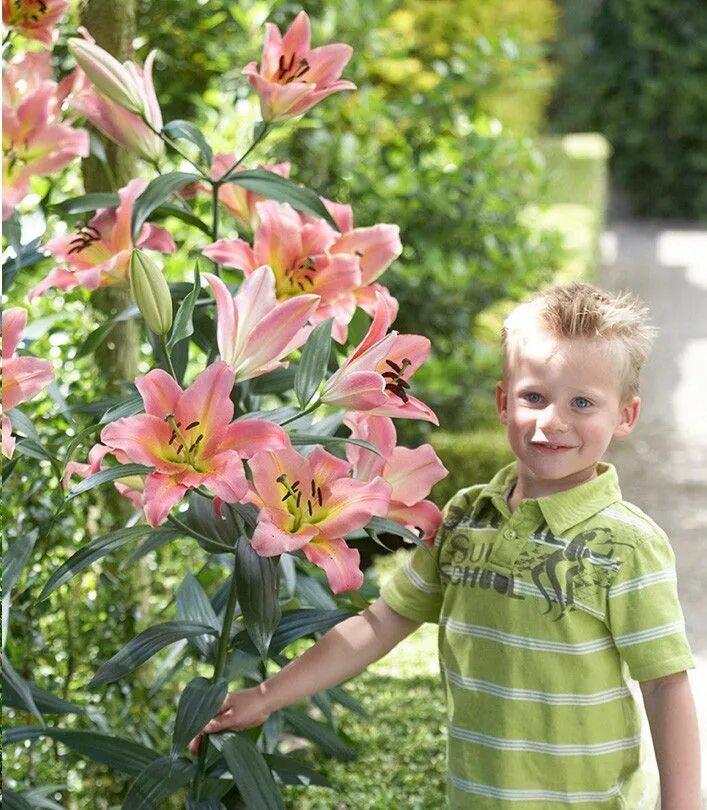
514;527;630;620
439;520;631;620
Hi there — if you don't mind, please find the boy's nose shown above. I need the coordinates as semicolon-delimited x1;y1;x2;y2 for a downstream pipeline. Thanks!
535;404;568;433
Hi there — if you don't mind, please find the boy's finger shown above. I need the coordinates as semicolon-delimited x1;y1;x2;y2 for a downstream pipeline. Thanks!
188;733;202;756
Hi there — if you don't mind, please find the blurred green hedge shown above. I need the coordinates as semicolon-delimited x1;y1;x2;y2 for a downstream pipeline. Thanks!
549;0;707;219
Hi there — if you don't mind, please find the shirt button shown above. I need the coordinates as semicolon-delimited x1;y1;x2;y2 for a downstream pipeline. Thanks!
503;528;517;540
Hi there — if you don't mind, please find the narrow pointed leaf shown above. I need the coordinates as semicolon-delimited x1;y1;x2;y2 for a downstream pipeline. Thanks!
282;709;354;761
7;408;42;444
131;172;201;243
172;676;227;754
39;525;157;601
211;733;285;810
2;654;44;725
75;305;140;359
122;755;196;809
3;528;38;593
89;621;218;687
100;393;144;424
176;572;220;658
164;120;213;166
152;203;211;236
289;433;382;457
51;192;120;216
264;753;333;788
167;263;201;350
224;170;337;228
3;678;84;716
235;536;281;661
4;727;160;775
63;464;152;504
294;318;332;408
366;515;426;547
267;609;351;656
2;788;33;810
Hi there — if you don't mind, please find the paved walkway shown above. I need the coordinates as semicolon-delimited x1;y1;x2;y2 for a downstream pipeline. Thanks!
600;220;707;806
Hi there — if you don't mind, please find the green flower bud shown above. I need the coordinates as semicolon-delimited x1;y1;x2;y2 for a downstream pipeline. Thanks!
130;250;173;336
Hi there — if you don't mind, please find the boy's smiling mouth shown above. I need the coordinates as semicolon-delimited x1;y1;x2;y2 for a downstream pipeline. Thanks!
530;441;576;452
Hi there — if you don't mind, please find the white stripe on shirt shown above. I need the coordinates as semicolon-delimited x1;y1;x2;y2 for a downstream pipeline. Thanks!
443;666;631;705
440;617;616;654
448;724;641;755
449;772;624;803
609;569;676;597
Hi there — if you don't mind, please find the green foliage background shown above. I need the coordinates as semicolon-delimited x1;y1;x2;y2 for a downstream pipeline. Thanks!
549;0;707;219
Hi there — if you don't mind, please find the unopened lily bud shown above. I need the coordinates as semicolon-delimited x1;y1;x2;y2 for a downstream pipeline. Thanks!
130;250;173;336
69;38;146;116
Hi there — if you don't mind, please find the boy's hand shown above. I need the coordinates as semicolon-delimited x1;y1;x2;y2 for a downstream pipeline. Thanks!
187;686;270;755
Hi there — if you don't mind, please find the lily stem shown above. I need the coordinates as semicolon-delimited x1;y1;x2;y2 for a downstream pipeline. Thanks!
210;181;221;278
143;119;205;175
279;399;322;427
160;335;178;380
191;554;241;800
220;122;272;180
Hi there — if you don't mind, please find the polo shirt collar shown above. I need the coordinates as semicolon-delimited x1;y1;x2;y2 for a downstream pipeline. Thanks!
473;462;623;534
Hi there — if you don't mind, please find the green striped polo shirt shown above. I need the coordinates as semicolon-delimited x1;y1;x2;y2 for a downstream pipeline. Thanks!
380;462;693;809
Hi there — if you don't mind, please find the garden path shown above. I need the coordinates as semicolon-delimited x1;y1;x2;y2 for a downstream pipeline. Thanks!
600;220;707;807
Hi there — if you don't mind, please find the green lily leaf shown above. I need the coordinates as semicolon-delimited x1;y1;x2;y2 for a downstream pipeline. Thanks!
89;621;219;687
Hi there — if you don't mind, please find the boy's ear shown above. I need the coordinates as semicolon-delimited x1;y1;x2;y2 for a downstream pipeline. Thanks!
495;382;509;424
614;396;641;438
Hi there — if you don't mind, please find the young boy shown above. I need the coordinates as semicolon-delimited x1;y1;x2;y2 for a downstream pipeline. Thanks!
190;283;701;809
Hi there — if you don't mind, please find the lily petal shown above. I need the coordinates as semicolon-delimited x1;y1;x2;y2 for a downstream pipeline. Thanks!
302;537;363;593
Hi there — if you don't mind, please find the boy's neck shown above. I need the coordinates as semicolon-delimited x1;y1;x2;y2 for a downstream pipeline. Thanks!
507;463;601;510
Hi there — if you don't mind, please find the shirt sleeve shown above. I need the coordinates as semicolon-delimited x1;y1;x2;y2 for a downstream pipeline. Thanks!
380;486;480;624
606;527;693;682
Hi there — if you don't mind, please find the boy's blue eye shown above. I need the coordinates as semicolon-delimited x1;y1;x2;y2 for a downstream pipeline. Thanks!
524;392;544;404
574;397;592;409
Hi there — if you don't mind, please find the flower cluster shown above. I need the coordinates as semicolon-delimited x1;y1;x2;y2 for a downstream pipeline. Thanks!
7;7;448;596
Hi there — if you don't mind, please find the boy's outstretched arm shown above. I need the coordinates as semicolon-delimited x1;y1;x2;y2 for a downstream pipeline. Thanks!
640;671;701;810
188;597;420;755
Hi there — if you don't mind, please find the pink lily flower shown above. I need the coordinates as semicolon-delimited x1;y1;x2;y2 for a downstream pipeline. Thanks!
202;200;361;338
248;445;392;593
2;53;90;221
304;197;402;337
2;0;68;47
345;413;447;544
321;293;438;424
204;266;319;382
2;308;55;458
243;10;355;123
210;155;290;231
28;178;175;300
99;362;289;527
64;443;144;511
68;49;164;164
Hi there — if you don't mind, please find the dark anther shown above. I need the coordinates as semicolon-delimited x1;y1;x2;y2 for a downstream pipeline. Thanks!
292;480;300;490
188;434;204;453
386;359;402;373
168;432;176;446
317;487;323;507
185;421;200;431
296;492;302;507
282;491;292;502
311;480;316;497
175;444;184;455
307;499;313;516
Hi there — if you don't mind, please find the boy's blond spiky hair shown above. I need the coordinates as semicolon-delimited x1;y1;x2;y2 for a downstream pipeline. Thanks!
502;282;656;398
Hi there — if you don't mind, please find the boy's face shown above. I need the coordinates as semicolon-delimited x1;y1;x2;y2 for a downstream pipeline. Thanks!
496;332;640;499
